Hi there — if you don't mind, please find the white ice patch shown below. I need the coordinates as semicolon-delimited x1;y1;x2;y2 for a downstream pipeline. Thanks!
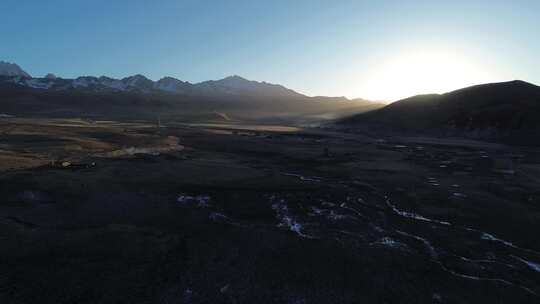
177;194;210;207
286;219;303;235
463;227;540;257
271;197;312;238
386;199;450;226
436;261;539;297
512;256;540;273
481;232;515;247
209;212;228;221
396;230;438;259
372;237;408;250
308;206;325;217
426;177;440;186
309;206;348;221
282;172;321;182
321;201;336;207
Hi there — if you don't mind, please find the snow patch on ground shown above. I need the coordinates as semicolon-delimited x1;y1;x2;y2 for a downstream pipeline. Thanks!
481;232;515;247
396;230;438;259
177;194;211;207
282;172;321;182
372;237;409;250
270;196;312;238
386;198;451;226
512;255;540;273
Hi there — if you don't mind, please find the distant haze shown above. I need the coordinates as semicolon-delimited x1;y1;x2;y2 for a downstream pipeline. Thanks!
1;0;539;101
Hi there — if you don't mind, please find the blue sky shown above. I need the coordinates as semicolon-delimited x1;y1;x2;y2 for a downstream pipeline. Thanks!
1;0;539;100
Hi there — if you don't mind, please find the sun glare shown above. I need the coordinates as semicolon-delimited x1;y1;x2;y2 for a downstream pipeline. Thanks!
359;48;497;102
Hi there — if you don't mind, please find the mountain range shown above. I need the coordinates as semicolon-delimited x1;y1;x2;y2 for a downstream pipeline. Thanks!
0;61;382;122
0;61;366;102
4;60;540;145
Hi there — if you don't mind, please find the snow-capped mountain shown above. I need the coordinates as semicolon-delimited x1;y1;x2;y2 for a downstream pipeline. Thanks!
0;61;379;107
69;75;155;92
0;61;383;124
192;75;304;98
0;61;31;78
0;61;314;99
154;77;192;93
2;72;307;99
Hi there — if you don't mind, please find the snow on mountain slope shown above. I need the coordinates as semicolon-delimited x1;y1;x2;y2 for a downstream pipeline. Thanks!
73;76;100;88
3;72;307;99
193;75;305;98
24;78;54;89
120;74;154;92
0;61;377;107
96;76;125;90
154;77;191;93
0;61;308;98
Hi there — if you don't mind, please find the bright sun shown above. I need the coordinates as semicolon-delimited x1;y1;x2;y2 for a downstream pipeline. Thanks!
358;48;498;102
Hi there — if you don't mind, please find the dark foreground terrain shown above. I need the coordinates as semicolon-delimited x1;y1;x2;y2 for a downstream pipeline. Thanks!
1;118;540;303
339;80;540;145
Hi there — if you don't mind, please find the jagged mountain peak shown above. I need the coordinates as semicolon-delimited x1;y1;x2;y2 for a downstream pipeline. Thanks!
159;76;187;82
154;76;192;93
0;61;31;78
214;75;256;87
221;75;248;82
156;76;190;85
98;76;116;81
122;74;149;80
193;75;305;98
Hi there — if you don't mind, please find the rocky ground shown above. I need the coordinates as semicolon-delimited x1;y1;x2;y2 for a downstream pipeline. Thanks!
0;118;539;303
